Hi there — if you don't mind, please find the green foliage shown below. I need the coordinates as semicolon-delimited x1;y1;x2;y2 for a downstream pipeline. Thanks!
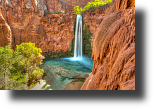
82;24;93;57
78;78;85;82
54;10;68;14
60;10;65;14
43;49;73;60
74;6;81;15
0;42;44;90
74;0;112;14
54;11;61;14
44;10;50;16
31;24;34;27
15;43;44;86
15;42;43;65
0;46;29;90
44;10;68;15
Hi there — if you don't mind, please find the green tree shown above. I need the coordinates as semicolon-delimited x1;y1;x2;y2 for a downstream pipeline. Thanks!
15;42;44;86
82;24;93;56
0;46;14;89
0;42;44;90
0;46;28;89
74;0;112;15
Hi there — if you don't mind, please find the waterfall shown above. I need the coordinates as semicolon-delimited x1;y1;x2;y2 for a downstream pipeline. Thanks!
74;15;82;60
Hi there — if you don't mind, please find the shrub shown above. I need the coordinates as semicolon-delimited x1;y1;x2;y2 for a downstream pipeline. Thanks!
0;42;44;90
15;42;44;86
74;0;112;14
54;10;68;14
82;24;93;57
60;10;65;14
44;10;50;16
0;46;29;90
31;24;34;27
54;11;61;14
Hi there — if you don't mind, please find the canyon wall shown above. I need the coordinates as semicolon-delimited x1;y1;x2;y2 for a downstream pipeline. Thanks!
46;0;94;13
0;0;78;53
81;0;135;90
82;4;110;47
0;0;95;53
0;0;94;15
0;11;12;47
0;0;135;90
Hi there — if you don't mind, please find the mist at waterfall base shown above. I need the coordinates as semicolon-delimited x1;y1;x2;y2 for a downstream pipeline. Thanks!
44;56;93;73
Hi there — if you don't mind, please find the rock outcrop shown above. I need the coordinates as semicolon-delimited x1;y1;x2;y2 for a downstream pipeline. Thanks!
0;11;12;47
0;0;94;53
47;0;94;13
0;0;94;16
40;13;77;52
82;4;110;47
0;3;77;53
81;0;135;90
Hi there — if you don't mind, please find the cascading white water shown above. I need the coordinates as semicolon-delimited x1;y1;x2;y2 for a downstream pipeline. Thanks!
74;15;82;60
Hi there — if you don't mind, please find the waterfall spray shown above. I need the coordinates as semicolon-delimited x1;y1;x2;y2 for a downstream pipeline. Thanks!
74;15;82;60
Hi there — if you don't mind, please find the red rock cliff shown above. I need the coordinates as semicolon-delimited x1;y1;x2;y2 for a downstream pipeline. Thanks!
46;0;94;13
0;11;12;47
81;0;135;90
0;0;94;53
0;0;94;15
0;1;77;53
81;4;110;47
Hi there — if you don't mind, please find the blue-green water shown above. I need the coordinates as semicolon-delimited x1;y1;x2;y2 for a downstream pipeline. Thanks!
44;56;94;73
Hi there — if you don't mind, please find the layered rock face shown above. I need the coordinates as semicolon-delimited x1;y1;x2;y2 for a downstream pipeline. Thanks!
40;13;77;52
82;4;110;47
0;0;94;53
46;0;94;13
0;1;78;53
0;11;12;47
0;0;94;15
81;0;135;90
